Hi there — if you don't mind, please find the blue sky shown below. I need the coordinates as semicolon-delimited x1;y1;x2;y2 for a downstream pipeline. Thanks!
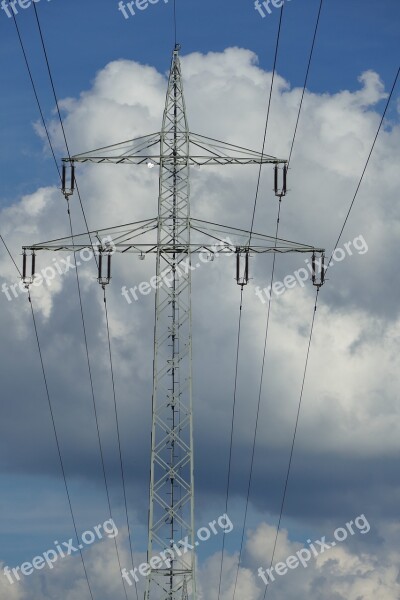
0;1;399;599
0;0;399;199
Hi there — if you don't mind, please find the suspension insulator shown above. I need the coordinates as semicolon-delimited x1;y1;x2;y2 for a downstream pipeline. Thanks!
22;251;27;280
31;251;36;278
107;253;111;280
274;163;288;197
97;250;112;287
61;162;75;197
235;248;250;287
62;165;66;191
312;252;325;288
283;164;288;195
22;250;36;286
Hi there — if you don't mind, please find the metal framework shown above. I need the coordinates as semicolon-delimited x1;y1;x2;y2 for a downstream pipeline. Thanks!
22;45;324;600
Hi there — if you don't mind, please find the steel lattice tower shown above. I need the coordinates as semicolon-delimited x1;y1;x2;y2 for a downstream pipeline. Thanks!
22;44;324;600
146;45;195;600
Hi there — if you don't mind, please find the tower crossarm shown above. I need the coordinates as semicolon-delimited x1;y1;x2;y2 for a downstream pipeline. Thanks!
22;217;323;257
64;132;287;166
22;232;323;256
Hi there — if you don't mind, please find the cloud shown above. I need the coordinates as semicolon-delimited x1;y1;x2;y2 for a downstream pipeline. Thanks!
197;519;400;600
0;532;148;600
1;46;399;596
2;518;400;600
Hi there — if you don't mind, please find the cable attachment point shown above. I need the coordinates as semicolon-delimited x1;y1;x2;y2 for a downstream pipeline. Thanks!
97;248;112;288
235;247;250;288
274;163;288;198
61;162;75;198
22;249;36;287
312;252;325;288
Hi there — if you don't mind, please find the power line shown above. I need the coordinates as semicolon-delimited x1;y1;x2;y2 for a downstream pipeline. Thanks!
263;288;319;600
28;289;97;600
232;201;281;600
11;11;60;179
31;2;70;159
30;6;137;592
103;287;140;600
65;204;130;600
0;234;22;277
8;10;98;599
218;9;285;594
230;3;325;593
12;0;94;268
261;62;400;599
249;5;285;243
216;287;244;600
173;0;177;47
28;8;134;571
31;1;99;261
326;64;400;276
288;0;324;166
12;5;137;595
0;236;96;600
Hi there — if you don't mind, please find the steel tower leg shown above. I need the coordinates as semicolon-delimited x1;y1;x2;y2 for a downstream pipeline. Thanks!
145;44;196;600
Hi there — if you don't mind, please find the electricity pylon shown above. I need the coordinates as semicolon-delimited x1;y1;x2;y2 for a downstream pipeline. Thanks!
22;44;324;600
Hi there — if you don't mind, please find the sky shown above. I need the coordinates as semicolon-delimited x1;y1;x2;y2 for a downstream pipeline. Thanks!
0;0;399;599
